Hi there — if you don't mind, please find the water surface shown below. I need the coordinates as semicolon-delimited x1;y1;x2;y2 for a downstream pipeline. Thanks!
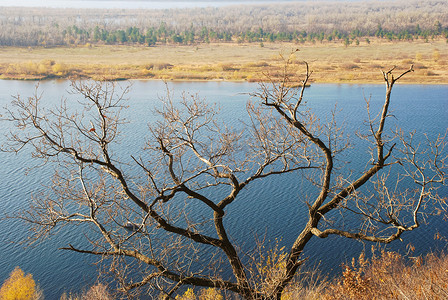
0;80;447;298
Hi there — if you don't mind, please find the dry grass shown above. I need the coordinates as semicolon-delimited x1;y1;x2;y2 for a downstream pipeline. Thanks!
321;249;448;300
0;38;447;83
4;250;444;299
60;283;113;300
165;249;448;299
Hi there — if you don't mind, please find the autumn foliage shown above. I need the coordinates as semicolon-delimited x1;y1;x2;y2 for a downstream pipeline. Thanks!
322;249;448;300
0;267;37;300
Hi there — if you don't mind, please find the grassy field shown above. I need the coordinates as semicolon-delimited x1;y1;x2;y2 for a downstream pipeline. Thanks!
0;38;447;83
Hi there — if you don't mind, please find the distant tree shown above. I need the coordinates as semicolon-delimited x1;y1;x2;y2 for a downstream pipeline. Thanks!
115;30;127;43
435;20;442;34
2;58;446;299
344;37;351;47
93;26;101;42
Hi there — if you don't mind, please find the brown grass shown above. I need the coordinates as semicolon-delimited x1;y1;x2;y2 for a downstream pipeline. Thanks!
162;249;448;299
0;39;447;83
320;249;448;300
4;249;445;299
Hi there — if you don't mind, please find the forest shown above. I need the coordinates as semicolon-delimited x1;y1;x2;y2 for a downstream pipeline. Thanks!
0;0;447;47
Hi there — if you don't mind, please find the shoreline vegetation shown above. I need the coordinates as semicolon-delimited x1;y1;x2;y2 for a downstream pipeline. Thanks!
1;0;446;83
0;39;447;83
2;249;448;299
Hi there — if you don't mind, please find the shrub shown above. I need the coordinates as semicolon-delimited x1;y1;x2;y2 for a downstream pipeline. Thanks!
323;249;448;299
243;61;270;68
83;283;113;300
154;63;174;70
413;63;428;69
175;288;196;300
60;283;113;300
341;63;359;70
0;267;39;300
174;287;224;300
218;63;238;71
198;288;223;300
52;63;68;76
424;70;438;76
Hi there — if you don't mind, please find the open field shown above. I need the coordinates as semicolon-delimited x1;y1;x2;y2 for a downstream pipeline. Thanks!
0;39;447;83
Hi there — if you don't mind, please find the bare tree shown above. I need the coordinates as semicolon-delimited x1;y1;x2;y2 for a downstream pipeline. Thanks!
2;59;446;299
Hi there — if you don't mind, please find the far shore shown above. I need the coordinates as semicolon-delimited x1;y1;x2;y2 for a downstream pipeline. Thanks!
1;39;447;84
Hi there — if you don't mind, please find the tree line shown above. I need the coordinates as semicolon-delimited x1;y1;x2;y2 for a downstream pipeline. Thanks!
61;22;446;47
0;0;447;47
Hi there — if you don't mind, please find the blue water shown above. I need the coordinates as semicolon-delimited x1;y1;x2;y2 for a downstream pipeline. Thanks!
0;80;447;298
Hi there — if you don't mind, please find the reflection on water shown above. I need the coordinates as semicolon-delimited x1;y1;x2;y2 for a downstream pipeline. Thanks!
0;80;447;298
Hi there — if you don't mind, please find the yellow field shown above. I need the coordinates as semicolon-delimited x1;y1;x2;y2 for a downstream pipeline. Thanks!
0;38;447;83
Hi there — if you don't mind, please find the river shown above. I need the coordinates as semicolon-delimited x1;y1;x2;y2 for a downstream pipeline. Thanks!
0;80;447;298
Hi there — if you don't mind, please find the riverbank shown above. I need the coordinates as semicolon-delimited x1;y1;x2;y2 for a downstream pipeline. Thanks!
0;39;447;83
